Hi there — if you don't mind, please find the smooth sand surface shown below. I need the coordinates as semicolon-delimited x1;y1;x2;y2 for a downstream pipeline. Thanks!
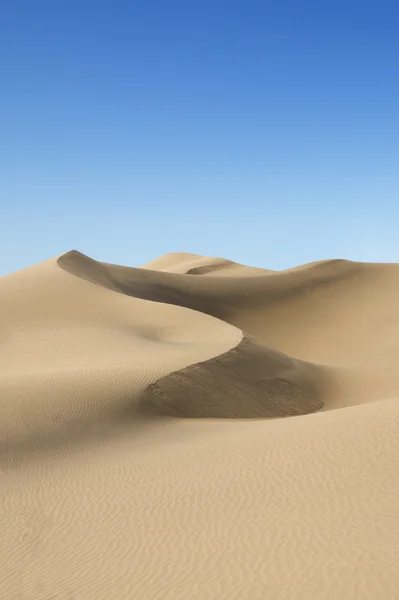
1;250;399;599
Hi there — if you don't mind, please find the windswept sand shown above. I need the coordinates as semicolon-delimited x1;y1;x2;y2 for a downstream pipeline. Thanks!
1;250;399;599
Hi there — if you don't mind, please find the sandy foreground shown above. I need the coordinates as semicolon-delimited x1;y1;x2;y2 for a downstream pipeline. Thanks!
1;251;399;599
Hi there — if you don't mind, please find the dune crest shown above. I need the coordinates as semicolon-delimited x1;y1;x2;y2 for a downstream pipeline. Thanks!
58;250;399;410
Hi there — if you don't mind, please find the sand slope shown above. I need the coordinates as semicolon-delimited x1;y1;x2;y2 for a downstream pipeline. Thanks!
1;250;399;599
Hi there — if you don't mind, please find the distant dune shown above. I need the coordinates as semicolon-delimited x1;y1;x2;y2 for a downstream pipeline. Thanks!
1;250;399;599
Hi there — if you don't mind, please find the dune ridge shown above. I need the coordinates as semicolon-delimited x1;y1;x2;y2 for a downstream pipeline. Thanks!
1;249;399;599
58;250;399;411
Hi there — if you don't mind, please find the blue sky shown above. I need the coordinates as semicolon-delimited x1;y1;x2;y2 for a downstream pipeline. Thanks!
1;1;398;275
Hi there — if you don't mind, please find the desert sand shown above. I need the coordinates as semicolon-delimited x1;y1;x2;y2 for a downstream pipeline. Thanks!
1;250;399;599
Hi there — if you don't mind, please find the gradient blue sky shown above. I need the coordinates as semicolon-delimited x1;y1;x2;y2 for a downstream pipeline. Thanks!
1;1;398;275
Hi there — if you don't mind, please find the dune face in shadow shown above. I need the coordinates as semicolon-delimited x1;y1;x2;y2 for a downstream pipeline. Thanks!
140;334;322;418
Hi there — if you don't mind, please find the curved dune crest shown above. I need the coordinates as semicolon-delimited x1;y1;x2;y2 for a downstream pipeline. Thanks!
57;249;399;412
57;251;323;420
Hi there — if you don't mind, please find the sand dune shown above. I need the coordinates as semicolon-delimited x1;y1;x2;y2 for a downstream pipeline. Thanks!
1;250;399;599
142;251;274;276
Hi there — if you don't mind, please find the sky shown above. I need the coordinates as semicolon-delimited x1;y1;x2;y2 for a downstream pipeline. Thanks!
1;1;399;275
